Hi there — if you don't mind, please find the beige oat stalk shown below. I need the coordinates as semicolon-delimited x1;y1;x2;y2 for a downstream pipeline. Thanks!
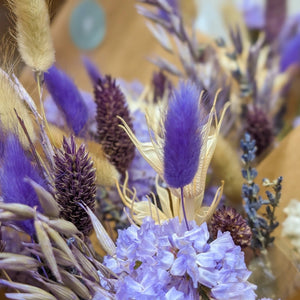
11;0;55;72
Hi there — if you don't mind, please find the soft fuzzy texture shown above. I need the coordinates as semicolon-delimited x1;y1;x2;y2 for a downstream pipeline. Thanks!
0;70;36;148
12;0;55;71
163;81;203;188
0;134;44;235
280;33;300;72
82;56;102;87
44;65;88;135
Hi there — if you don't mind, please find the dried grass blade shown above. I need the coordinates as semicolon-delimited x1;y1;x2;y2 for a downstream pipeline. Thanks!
34;219;62;282
71;246;99;282
80;204;115;256
60;269;92;300
0;279;56;299
0;253;39;271
40;281;79;300
46;219;80;236
0;203;34;218
0;211;28;221
43;223;82;272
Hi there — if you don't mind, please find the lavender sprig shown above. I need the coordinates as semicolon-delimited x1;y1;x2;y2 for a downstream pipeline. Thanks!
241;133;281;251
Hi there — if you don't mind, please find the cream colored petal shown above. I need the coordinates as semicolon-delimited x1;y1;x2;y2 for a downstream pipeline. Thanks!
130;200;169;225
118;117;163;176
195;182;224;225
155;176;180;219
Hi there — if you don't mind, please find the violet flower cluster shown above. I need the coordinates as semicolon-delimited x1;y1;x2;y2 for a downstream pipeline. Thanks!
104;217;256;299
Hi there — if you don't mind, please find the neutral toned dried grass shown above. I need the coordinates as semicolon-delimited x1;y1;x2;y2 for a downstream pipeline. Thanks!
11;0;55;71
0;69;36;148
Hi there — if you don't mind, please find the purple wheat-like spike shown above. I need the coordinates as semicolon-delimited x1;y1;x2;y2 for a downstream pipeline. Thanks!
94;75;135;175
54;136;96;236
44;65;88;135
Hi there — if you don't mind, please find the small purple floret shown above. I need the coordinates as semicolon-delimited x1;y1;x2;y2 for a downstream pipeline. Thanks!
44;65;88;135
163;81;203;188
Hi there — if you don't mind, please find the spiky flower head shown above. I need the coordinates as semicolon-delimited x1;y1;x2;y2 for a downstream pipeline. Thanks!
245;106;274;156
210;206;252;248
54;136;96;236
94;75;135;175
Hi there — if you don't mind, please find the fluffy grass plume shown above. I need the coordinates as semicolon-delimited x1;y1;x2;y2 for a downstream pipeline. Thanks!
82;55;102;86
0;70;36;148
163;81;203;188
44;65;88;135
0;134;44;235
11;0;55;71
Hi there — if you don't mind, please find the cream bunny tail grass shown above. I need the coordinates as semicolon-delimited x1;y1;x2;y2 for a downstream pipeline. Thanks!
0;69;36;148
10;0;55;72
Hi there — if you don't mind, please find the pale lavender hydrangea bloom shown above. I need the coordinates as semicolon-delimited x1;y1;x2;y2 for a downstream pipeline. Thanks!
104;217;256;299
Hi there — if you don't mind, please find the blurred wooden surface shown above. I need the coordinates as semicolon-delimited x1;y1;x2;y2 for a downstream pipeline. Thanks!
21;0;180;97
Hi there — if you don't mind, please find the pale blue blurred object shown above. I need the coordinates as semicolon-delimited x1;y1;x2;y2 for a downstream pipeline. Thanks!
70;0;106;50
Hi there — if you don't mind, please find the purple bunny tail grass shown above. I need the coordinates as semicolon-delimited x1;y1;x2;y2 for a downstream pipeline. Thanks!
163;81;203;188
44;65;88;136
0;134;44;236
280;33;300;72
81;55;102;87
